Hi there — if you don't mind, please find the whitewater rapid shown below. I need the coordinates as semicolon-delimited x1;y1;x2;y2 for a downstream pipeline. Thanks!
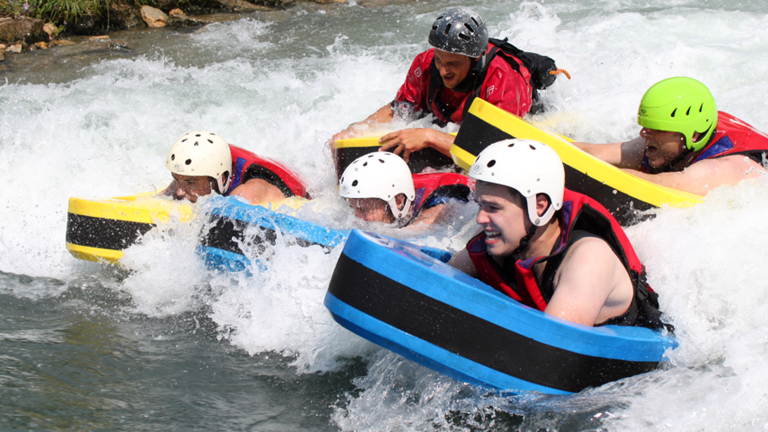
2;0;768;430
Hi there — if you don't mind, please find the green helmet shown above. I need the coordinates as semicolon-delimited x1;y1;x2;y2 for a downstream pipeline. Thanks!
637;77;718;151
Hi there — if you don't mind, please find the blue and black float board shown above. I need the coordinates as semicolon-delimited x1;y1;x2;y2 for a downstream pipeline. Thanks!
199;196;350;273
325;229;676;394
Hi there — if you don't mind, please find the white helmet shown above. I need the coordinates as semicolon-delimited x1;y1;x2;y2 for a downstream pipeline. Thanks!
469;139;564;226
166;130;233;194
339;152;416;221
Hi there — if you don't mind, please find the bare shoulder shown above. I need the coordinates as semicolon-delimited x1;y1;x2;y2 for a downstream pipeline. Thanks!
546;235;632;326
560;235;619;272
555;234;629;292
669;154;764;194
448;247;477;278
230;178;287;205
708;154;765;177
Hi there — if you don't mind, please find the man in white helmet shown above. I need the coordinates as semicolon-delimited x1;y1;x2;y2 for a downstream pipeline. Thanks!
165;130;310;204
338;152;472;227
449;139;669;329
332;7;563;173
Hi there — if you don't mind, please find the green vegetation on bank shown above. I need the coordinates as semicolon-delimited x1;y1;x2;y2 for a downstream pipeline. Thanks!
3;0;150;25
0;0;232;35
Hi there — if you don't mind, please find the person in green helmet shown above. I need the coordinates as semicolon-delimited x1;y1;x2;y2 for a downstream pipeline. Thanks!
573;77;768;196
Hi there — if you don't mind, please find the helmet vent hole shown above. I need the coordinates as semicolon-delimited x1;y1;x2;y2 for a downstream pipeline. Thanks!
464;23;475;33
670;108;677;117
507;143;515;148
699;104;704;112
195;134;201;137
487;160;496;168
352;180;358;187
363;162;368;167
458;33;470;41
171;154;175;161
471;17;479;27
444;23;451;35
181;138;188;142
529;144;536;150
185;159;192;165
686;107;691;115
378;159;385;163
207;139;214;144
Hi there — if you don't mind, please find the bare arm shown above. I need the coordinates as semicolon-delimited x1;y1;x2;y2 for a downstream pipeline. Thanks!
448;247;478;278
622;155;765;196
378;128;456;162
229;178;287;205
330;103;395;149
571;137;646;169
545;237;633;327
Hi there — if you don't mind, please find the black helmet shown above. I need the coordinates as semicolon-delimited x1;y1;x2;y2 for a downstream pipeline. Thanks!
428;7;489;58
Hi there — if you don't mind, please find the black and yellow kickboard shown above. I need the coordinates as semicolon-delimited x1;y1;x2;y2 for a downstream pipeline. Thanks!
66;194;194;263
451;98;703;226
334;133;457;177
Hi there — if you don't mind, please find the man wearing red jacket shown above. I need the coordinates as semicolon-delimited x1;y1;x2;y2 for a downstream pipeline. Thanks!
165;130;309;204
574;77;768;196
449;139;668;329
332;7;535;170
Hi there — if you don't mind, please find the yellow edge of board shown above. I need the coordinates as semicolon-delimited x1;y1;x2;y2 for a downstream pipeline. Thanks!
67;193;310;263
66;243;123;263
450;144;477;172
68;194;195;224
465;99;704;208
335;132;458;149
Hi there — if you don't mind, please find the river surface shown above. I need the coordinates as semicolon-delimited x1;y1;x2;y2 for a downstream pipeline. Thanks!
2;0;768;430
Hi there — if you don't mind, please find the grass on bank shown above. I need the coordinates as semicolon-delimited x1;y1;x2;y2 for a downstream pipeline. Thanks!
0;0;156;29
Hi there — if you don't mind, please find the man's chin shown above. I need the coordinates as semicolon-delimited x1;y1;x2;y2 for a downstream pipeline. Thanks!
645;157;666;170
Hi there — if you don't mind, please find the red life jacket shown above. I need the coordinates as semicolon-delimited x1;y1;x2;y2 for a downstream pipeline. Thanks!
693;111;768;164
227;145;310;199
466;189;665;329
424;44;533;126
409;172;474;218
395;43;533;126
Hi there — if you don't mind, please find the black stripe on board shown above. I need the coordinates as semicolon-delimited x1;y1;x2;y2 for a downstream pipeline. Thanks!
454;113;653;226
201;215;326;256
328;252;659;393
66;213;154;251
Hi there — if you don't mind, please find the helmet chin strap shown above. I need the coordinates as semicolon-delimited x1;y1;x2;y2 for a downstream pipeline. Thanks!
389;198;413;227
511;223;539;259
512;199;551;258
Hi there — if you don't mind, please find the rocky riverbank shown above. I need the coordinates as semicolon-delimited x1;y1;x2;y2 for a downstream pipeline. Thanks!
0;0;342;62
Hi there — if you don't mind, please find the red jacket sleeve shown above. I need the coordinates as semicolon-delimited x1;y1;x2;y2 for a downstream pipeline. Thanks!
394;50;434;113
478;55;533;117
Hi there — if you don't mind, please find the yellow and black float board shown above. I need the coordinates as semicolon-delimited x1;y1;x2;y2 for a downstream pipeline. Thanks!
334;134;457;177
66;194;194;263
451;98;703;226
66;193;309;264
